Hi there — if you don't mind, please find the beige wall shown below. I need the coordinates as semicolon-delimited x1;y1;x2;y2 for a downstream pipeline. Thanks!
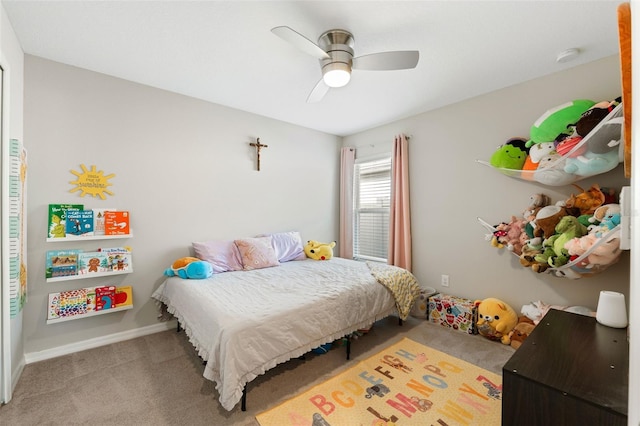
21;54;631;359
344;55;630;312
23;55;342;355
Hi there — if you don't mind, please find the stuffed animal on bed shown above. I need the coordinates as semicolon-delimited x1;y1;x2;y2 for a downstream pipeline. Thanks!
304;240;335;260
164;256;213;279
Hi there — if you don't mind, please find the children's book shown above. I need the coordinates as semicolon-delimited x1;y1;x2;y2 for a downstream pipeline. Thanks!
104;211;130;235
45;249;81;279
99;247;132;272
65;210;95;237
115;286;133;307
77;252;110;275
48;293;60;319
85;287;97;312
95;286;116;311
58;288;88;317
48;203;83;238
92;208;115;236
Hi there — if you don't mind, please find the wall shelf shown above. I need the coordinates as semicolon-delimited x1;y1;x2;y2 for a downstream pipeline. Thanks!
46;304;133;325
46;233;132;242
46;268;133;283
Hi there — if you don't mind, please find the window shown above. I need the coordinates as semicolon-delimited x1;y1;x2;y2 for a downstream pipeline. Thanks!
353;156;391;262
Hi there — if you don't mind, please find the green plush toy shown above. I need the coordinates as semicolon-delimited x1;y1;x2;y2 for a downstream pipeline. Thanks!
526;99;596;148
489;137;529;170
535;216;587;268
304;240;336;260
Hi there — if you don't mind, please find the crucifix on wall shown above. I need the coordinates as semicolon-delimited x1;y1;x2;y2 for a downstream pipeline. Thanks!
249;138;268;171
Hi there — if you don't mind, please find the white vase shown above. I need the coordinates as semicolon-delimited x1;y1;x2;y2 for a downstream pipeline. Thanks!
596;291;628;328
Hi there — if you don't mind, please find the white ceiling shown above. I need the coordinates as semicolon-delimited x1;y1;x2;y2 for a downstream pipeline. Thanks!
1;0;623;136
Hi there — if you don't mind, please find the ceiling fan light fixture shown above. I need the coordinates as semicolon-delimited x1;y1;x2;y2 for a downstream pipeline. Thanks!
323;62;351;88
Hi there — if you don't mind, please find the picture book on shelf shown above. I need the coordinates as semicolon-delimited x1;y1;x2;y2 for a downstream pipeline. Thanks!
65;210;95;237
92;208;115;236
85;287;97;312
48;293;60;319
46;249;81;279
99;247;132;272
77;252;110;275
104;210;130;235
95;286;116;311
115;286;133;307
48;203;83;238
58;288;88;318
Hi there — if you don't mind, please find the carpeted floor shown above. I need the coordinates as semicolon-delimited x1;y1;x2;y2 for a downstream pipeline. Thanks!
0;316;515;425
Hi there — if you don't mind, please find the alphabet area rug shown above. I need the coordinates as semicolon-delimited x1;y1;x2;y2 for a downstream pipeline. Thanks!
256;337;502;426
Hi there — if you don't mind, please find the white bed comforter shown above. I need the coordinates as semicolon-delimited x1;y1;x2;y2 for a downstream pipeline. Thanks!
151;258;405;411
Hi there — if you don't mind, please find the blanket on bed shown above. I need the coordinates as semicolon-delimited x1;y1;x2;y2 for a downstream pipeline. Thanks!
152;258;419;411
367;261;421;320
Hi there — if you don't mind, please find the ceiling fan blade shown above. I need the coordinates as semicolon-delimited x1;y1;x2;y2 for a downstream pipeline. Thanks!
352;50;419;71
271;26;330;60
307;79;330;103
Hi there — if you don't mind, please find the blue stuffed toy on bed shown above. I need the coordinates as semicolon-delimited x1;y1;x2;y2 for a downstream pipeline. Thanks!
164;256;213;279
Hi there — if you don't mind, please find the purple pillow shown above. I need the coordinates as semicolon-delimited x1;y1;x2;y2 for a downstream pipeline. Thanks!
192;240;243;273
261;231;306;262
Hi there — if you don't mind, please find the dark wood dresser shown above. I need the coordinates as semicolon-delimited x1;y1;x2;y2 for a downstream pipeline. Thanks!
502;309;628;425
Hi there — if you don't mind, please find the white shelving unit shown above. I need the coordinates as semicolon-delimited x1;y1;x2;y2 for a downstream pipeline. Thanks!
46;206;134;322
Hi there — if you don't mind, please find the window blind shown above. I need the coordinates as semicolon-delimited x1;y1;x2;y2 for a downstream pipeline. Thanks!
353;156;391;262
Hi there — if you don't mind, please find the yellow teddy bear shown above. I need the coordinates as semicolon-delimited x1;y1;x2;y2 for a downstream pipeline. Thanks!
474;297;518;345
304;240;336;260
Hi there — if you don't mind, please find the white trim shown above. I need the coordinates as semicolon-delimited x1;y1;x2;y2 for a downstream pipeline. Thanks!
10;355;23;394
354;152;390;164
24;321;177;364
1;56;11;405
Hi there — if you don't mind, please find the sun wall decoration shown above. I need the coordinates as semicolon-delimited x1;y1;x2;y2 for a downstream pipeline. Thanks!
69;164;115;199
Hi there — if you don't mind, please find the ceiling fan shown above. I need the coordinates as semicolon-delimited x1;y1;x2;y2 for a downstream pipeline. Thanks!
271;26;419;103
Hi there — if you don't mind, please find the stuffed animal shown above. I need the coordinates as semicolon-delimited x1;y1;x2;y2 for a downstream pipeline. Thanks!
563;149;620;177
508;317;536;350
526;99;596;148
563;184;605;216
573;98;621;139
567;233;621;267
304;240;336;260
474;297;518;345
589;203;621;225
533;205;568;240
491;216;527;255
489;137;529;170
521;301;595;324
519;243;549;273
164;256;213;279
536;215;587;267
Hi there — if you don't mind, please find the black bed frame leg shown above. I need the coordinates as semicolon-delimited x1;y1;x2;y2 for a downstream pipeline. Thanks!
346;336;351;360
241;385;247;411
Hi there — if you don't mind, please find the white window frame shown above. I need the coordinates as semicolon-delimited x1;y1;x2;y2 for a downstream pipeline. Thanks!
353;154;392;262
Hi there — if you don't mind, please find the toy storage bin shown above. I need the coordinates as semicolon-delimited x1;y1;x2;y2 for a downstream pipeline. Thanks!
410;286;437;319
477;103;624;186
427;294;477;334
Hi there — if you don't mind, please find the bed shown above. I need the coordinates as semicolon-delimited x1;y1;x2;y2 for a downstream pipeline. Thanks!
151;246;420;411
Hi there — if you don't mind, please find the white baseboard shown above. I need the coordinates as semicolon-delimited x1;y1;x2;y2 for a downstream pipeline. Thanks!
24;320;177;364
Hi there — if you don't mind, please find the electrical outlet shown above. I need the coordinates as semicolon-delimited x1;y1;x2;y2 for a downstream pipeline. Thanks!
441;274;449;287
